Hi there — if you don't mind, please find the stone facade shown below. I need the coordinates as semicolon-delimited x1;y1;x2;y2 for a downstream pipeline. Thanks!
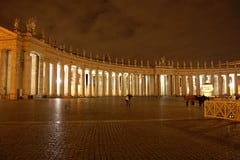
0;25;240;100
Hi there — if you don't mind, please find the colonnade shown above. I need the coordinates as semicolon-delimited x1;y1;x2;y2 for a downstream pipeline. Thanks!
30;56;166;98
0;25;240;100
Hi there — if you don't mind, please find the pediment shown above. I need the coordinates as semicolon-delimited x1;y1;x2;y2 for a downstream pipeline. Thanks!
0;26;17;40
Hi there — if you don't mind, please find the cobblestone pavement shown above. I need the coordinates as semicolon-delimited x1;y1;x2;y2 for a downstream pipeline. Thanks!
0;96;240;160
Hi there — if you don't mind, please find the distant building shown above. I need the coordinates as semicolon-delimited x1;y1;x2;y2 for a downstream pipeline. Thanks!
0;19;239;100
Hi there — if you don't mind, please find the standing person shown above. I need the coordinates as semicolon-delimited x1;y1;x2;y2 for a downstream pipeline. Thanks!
125;95;129;106
125;94;132;107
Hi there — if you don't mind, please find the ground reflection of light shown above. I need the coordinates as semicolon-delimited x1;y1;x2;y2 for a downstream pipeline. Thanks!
54;98;62;122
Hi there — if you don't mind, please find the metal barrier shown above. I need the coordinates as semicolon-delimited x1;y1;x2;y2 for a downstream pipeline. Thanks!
204;100;240;121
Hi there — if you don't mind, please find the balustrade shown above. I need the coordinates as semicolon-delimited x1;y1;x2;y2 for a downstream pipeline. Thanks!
204;100;240;121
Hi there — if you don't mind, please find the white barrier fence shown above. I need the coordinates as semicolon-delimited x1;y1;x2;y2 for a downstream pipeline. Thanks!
204;100;240;121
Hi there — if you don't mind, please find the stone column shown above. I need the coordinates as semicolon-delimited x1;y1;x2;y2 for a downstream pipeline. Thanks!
211;74;214;96
135;74;138;96
38;58;44;96
115;72;119;96
143;75;145;96
235;72;238;95
167;75;172;96
139;74;142;96
72;66;77;97
150;74;153;96
60;63;64;97
108;71;112;96
175;75;180;96
81;68;85;97
226;73;230;95
148;75;152;96
182;75;187;95
89;70;92;97
52;62;57;97
102;71;105;96
218;73;222;96
45;61;49;96
128;73;130;94
8;49;17;99
159;75;162;96
74;67;78;97
171;75;175;96
189;75;193;95
121;73;124;96
96;69;99;96
196;75;200;95
23;51;31;98
68;65;72;96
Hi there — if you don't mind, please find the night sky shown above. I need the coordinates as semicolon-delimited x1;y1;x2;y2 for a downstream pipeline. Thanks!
1;0;240;64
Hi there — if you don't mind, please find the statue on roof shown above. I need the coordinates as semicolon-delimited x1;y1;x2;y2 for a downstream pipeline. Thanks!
13;18;20;32
26;17;36;34
160;56;165;65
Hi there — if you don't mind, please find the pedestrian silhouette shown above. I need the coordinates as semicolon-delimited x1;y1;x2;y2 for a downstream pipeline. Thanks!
125;94;132;107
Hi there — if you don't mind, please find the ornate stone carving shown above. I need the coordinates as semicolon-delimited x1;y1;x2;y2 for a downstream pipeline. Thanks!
26;17;36;34
13;18;20;32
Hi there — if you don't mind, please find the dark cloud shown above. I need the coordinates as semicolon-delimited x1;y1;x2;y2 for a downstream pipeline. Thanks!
1;0;240;63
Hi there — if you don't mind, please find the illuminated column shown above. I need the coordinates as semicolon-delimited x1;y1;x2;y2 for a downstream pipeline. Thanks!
60;63;64;96
182;75;187;95
68;65;72;96
226;73;230;95
39;58;44;95
115;72;119;96
74;67;78;96
23;51;31;98
45;61;49;96
235;72;238;95
73;67;76;97
121;73;124;96
140;75;143;96
189;75;193;95
127;73;132;94
171;75;175;96
175;75;179;96
154;74;157;96
159;75;162;96
147;75;150;96
138;74;141;96
143;75;146;96
196;74;200;95
81;68;85;97
130;74;133;95
89;70;92;97
102;71;105;96
51;62;57;96
218;73;222;96
109;71;112;96
96;69;99;96
156;74;161;96
8;49;16;99
167;75;172;96
135;74;138;96
150;74;153;96
210;74;214;96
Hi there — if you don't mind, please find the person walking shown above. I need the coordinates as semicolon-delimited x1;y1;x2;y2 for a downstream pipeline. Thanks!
125;94;132;107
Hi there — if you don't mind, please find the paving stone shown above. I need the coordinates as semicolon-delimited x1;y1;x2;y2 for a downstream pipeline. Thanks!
0;97;240;160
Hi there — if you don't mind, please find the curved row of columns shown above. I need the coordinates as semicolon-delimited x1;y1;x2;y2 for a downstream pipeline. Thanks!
0;26;240;100
36;59;162;97
25;53;239;98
